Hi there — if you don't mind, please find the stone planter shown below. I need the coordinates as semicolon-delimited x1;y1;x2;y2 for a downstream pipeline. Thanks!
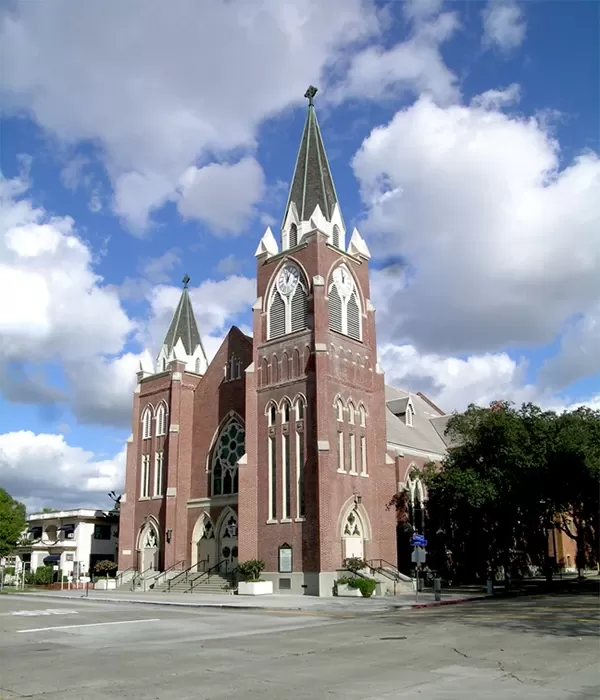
95;578;116;590
238;580;273;596
336;583;362;597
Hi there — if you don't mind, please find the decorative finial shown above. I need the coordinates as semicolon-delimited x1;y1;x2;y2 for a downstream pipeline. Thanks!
182;274;190;288
304;85;318;106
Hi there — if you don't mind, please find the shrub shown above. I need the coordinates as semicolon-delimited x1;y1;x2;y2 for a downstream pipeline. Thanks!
352;577;377;598
237;559;266;582
344;557;367;573
94;560;118;578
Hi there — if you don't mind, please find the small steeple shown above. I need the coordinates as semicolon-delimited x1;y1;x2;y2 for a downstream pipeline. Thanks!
156;275;208;374
281;86;344;248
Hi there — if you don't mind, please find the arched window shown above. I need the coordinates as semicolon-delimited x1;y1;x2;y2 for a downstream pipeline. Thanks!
267;403;277;427
281;400;291;424
336;398;344;422
211;416;245;496
347;401;355;424
289;223;298;248
408;473;425;534
332;224;340;248
155;403;167;436
261;357;269;386
328;265;362;341
359;404;366;427
267;264;309;339
142;407;152;439
195;358;201;373
295;397;305;421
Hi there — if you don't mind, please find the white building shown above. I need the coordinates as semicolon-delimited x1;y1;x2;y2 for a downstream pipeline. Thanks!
15;509;119;578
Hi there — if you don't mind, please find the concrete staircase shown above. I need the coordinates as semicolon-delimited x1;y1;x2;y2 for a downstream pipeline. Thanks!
154;571;235;595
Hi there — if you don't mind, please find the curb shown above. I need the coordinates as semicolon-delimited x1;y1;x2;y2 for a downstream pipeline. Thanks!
14;592;270;611
12;590;483;614
409;594;490;609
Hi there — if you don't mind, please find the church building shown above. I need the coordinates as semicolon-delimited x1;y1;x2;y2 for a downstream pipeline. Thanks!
117;87;454;596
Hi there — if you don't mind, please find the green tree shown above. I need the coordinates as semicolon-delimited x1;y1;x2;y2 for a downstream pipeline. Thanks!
94;560;118;579
546;407;600;575
421;402;600;585
0;488;27;557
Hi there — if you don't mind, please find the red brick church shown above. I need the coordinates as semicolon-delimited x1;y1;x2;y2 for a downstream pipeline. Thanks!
118;87;454;595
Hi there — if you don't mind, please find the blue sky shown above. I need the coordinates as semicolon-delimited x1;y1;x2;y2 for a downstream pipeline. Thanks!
0;0;598;511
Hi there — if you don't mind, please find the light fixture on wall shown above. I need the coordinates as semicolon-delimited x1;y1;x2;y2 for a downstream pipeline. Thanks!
166;529;173;543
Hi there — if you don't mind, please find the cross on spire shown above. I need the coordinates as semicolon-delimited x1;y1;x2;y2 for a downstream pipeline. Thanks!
304;85;318;106
182;274;190;288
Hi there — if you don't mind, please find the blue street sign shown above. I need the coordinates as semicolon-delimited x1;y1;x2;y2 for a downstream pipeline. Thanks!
410;535;428;547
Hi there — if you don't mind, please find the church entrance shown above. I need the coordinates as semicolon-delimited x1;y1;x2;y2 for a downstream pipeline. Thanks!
217;511;238;573
139;522;159;572
342;510;365;561
195;517;217;572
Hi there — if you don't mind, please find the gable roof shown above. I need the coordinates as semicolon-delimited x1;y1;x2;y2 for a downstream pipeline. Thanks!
385;385;453;456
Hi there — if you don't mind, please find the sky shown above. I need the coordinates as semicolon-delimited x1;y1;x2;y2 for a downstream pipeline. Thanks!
0;0;599;512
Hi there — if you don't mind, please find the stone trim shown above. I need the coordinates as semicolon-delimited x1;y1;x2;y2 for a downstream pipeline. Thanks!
166;487;177;497
317;440;330;451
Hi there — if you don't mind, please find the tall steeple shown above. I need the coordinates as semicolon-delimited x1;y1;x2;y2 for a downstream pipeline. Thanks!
279;86;346;251
155;275;208;374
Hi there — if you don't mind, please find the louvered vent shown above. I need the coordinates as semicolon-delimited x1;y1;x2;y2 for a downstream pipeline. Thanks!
269;291;286;339
328;285;343;333
332;225;340;248
289;223;298;248
291;284;308;332
347;293;361;340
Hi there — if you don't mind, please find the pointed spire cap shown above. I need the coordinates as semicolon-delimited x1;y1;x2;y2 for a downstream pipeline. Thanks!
254;226;279;257
282;86;342;228
347;228;371;259
161;275;206;358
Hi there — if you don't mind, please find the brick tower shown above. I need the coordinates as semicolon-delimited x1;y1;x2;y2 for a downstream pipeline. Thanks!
118;277;207;575
239;86;396;596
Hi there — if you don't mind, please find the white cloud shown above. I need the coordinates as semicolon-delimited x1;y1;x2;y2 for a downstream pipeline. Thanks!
482;0;526;52
177;157;265;234
330;4;460;106
355;95;600;357
0;174;142;424
539;303;600;391
471;83;520;110
0;0;380;231
379;342;537;412
0;430;125;511
0;176;132;363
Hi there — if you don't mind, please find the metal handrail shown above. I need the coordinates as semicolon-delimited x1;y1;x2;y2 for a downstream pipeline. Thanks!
131;565;155;590
151;560;186;589
367;559;406;579
188;560;230;593
116;566;137;588
167;560;207;592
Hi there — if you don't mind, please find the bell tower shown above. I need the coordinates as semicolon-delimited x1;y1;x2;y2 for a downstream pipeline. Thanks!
239;87;396;596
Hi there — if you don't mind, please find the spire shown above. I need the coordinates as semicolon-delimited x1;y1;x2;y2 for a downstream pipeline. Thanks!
282;86;341;227
156;275;208;374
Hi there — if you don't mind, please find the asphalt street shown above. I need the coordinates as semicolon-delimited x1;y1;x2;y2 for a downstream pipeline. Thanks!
0;589;598;699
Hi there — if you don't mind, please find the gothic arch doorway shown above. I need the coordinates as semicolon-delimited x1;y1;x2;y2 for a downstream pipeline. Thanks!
341;509;366;561
191;514;217;572
217;509;238;573
138;521;160;572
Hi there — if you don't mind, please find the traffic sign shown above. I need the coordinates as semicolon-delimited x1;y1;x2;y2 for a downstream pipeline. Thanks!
412;548;427;564
410;535;427;547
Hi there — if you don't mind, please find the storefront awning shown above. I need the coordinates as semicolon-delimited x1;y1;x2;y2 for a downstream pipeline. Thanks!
58;524;75;533
43;554;61;564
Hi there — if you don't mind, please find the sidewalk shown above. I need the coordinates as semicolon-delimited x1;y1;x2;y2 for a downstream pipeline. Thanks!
12;587;484;614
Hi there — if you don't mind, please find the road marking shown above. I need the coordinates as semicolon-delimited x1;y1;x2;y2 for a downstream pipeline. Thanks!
261;609;357;619
5;609;79;617
17;618;160;633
